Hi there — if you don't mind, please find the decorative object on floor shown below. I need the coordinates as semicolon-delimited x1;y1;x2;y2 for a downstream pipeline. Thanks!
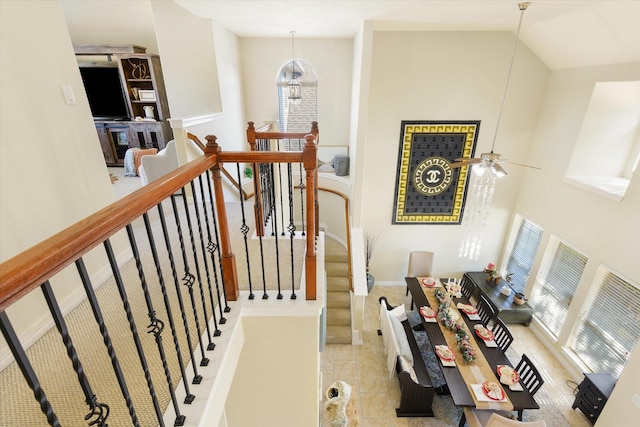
109;172;118;183
392;120;479;224
287;31;301;104
324;380;357;427
365;230;378;292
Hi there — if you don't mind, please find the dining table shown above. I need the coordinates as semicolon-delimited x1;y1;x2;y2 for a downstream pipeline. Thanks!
405;276;540;415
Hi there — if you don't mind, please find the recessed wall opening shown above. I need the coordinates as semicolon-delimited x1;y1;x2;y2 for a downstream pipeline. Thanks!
565;81;640;201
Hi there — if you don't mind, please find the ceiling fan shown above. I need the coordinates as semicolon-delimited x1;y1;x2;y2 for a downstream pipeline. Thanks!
450;2;539;177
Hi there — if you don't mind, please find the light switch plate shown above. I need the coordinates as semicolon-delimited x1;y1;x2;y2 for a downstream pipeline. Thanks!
632;393;640;409
62;85;76;104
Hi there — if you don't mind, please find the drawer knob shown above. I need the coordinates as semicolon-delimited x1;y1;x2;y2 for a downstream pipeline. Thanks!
593;405;599;409
597;397;603;401
590;414;595;418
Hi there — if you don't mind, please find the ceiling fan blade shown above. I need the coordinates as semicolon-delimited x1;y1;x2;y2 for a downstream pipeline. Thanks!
449;162;468;168
453;157;482;164
493;163;508;176
503;161;540;170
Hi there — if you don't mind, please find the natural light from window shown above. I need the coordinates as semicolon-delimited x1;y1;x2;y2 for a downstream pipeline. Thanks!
565;81;640;201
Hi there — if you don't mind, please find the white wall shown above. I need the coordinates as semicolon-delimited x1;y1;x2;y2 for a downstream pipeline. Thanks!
513;62;640;422
224;316;320;426
152;0;222;118
61;0;159;54
239;37;353;148
360;31;549;280
0;0;127;349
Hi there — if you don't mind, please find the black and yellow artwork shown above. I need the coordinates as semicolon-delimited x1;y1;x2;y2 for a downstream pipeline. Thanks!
392;121;480;224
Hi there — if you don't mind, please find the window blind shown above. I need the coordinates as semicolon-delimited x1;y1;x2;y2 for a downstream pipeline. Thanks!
531;236;588;337
570;267;640;377
505;217;543;292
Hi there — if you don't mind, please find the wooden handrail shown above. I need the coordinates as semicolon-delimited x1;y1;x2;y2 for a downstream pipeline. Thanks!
318;187;353;292
0;155;217;312
187;132;253;200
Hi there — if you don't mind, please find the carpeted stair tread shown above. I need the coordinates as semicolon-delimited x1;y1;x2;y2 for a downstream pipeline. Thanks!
327;291;350;308
326;307;351;326
325;254;348;263
327;276;350;292
325;325;352;344
326;262;349;277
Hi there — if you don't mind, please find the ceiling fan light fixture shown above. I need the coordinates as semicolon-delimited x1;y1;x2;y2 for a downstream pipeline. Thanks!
473;163;488;177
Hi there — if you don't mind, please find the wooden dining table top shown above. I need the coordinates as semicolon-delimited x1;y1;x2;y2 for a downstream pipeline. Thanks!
406;277;540;411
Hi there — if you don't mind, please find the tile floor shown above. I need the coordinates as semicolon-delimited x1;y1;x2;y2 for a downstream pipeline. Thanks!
320;283;592;426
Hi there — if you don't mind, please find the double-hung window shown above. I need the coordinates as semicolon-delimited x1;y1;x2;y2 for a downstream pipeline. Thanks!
530;236;588;338
569;267;640;377
277;58;317;142
502;215;543;293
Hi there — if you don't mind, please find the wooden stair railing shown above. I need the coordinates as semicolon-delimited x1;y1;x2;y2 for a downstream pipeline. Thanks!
0;133;318;426
187;132;254;201
318;187;353;291
0;136;318;313
246;121;319;237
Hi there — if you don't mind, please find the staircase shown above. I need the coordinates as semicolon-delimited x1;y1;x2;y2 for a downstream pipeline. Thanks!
325;238;352;344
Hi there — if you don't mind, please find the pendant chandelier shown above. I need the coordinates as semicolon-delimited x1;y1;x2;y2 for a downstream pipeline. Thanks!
288;31;301;104
459;2;530;261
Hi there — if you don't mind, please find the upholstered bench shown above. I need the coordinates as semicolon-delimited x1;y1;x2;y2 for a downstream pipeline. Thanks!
379;296;447;417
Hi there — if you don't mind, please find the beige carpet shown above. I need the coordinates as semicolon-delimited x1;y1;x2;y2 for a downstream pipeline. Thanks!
0;194;306;426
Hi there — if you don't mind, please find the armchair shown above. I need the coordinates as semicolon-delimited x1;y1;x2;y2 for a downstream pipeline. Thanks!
139;140;178;186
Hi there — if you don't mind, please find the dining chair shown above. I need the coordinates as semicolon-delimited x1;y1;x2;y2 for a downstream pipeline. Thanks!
460;274;475;300
491;317;514;352
514;354;545;420
461;410;547;427
476;294;496;326
406;251;434;309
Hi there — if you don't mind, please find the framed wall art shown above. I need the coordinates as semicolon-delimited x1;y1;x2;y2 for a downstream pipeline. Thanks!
392;120;480;224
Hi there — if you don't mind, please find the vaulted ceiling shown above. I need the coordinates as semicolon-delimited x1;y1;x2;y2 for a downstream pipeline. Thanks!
62;1;640;71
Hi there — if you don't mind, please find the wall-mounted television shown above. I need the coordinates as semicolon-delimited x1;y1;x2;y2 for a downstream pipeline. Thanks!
79;65;130;120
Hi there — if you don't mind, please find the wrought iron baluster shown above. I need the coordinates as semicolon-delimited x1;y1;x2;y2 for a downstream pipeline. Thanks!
196;175;222;336
269;163;284;299
156;200;207;383
203;170;231;317
287;163;297;299
75;257;135;426
103;239;164;425
141;211;195;404
277;139;286;236
125;224;184;427
236;162;255;299
0;312;60;427
179;185;216;351
170;191;211;359
245;165;269;300
188;180;219;337
206;170;231;314
40;281;113;427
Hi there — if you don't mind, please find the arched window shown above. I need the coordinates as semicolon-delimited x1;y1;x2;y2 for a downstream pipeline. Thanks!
277;58;318;138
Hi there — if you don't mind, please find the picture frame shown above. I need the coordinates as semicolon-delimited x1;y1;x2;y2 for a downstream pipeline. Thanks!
137;90;156;101
392;120;480;224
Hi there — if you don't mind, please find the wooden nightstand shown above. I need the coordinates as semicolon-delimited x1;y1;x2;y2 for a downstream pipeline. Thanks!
572;373;616;424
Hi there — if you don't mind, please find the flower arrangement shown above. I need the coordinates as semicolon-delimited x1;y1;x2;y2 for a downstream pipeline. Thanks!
483;262;496;275
433;290;477;363
364;230;378;276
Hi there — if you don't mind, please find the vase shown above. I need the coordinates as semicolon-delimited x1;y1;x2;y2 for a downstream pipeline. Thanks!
366;273;375;292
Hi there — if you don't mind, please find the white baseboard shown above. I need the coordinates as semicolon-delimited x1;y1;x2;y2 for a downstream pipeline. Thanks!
0;248;133;371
